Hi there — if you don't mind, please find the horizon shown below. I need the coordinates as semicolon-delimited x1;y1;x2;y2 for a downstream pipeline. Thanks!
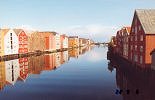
0;0;155;42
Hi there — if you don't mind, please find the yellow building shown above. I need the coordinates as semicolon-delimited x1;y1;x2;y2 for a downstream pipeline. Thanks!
0;29;9;56
68;36;79;48
0;61;6;90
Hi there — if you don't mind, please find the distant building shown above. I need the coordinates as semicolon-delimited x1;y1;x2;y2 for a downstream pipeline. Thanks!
122;27;131;59
79;38;87;47
60;34;68;49
28;32;45;52
129;9;155;67
68;36;79;48
55;34;61;50
38;32;56;51
0;29;19;56
116;30;123;56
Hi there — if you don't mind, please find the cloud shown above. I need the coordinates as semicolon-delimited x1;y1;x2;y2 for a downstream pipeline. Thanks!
15;25;37;31
53;24;118;42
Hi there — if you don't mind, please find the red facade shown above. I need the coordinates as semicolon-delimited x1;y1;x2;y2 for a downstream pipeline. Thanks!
18;30;28;54
116;30;123;56
129;10;155;67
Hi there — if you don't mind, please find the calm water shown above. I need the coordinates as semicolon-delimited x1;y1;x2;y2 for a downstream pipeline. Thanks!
0;46;122;100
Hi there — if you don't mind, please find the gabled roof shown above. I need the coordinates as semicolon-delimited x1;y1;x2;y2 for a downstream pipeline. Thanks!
135;9;155;34
13;29;23;35
124;27;131;33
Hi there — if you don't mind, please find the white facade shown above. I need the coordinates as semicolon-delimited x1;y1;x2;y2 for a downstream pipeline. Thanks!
4;29;19;55
55;34;61;50
151;51;155;70
63;36;68;48
5;59;20;85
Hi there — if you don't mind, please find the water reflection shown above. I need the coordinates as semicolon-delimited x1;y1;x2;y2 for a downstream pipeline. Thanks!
109;58;155;100
0;45;94;91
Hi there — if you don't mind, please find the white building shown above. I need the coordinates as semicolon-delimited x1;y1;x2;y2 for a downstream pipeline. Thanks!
63;36;68;49
1;29;19;55
55;34;61;50
5;59;20;85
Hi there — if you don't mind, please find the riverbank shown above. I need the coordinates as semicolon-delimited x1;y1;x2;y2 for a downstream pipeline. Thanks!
0;45;93;62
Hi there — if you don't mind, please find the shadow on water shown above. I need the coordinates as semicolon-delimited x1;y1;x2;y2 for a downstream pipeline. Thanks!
108;56;155;100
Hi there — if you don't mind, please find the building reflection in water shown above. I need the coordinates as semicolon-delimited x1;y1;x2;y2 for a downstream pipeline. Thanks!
108;58;155;100
0;46;94;91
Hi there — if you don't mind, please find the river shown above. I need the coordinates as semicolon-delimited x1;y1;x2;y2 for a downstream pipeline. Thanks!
0;46;122;100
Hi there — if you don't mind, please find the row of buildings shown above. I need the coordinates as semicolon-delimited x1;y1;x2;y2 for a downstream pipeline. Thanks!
0;29;94;56
110;9;155;68
0;45;94;90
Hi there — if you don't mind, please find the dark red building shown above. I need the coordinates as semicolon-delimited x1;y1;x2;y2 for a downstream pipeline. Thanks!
129;9;155;67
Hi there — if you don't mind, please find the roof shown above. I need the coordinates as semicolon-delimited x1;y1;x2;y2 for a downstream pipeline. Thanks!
37;31;58;37
69;36;78;38
124;27;131;33
13;29;23;35
0;29;10;36
135;9;155;34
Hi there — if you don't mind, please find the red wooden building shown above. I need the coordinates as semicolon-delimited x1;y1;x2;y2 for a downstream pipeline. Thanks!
122;27;131;59
14;29;28;54
116;30;123;56
38;32;56;51
129;9;155;67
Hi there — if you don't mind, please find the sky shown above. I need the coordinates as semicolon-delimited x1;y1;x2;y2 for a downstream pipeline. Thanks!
0;0;155;42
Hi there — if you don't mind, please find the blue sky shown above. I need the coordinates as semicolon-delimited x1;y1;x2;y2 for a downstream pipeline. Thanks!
0;0;155;42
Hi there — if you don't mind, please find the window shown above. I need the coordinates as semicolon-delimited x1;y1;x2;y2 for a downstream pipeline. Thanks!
140;56;143;64
140;35;143;41
131;45;133;50
135;45;137;51
140;46;143;52
134;54;138;62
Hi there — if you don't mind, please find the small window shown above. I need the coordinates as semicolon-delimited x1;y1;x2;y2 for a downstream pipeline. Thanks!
131;45;133;50
140;35;143;41
135;45;137;51
140;55;143;64
10;33;12;36
140;46;143;52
